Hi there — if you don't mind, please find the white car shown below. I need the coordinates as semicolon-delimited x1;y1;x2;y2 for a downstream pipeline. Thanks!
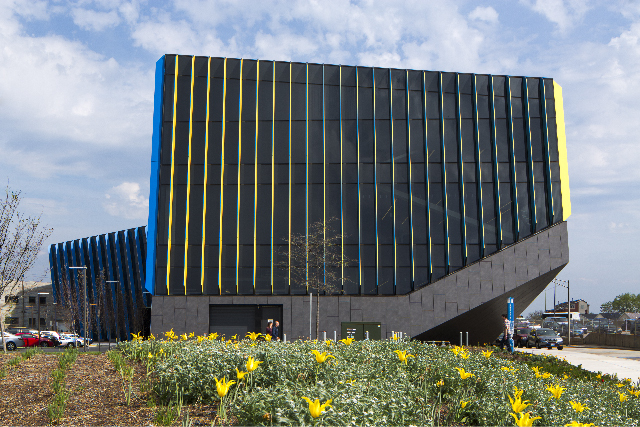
1;332;24;351
59;334;84;348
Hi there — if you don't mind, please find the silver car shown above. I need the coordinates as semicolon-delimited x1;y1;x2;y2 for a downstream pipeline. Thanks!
1;332;24;351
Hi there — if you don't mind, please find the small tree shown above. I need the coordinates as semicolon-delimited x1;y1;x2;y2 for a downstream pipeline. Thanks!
526;310;544;323
600;293;640;313
0;186;53;352
280;219;354;339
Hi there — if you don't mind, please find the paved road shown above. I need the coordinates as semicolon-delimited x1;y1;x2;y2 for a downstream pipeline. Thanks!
515;345;640;381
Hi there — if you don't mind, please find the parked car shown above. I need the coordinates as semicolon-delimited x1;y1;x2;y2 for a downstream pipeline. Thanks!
514;328;532;347
59;334;84;348
1;332;24;351
527;328;564;349
6;327;36;335
16;333;57;347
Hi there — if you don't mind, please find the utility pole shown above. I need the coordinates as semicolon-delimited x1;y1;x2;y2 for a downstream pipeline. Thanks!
21;276;25;327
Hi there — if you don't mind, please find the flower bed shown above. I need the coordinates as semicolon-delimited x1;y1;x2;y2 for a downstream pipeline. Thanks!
118;334;640;426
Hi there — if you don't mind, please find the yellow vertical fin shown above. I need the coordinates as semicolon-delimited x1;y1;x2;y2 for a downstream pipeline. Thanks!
553;82;571;220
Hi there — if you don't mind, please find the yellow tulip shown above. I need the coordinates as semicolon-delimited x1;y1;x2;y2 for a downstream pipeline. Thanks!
197;335;205;343
214;377;236;398
510;412;542;427
565;422;595;427
264;334;272;341
628;389;640;397
311;350;335;363
564;374;569;379
460;351;470;359
188;332;195;338
246;332;261;341
619;392;628;402
324;340;333;346
509;393;530;413
393;350;415;364
164;329;175;339
617;383;625;388
455;367;474;380
481;349;493;358
436;379;444;387
231;334;238;340
339;337;354;345
236;368;248;380
209;332;219;340
180;333;188;341
451;346;461;356
546;384;565;399
460;400;469;408
246;356;263;372
301;397;332;418
159;348;164;354
542;373;552;379
147;352;153;359
569;401;588;412
596;374;601;379
149;333;156;340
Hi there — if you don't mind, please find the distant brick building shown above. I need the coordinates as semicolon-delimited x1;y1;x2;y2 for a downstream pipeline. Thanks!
554;299;589;314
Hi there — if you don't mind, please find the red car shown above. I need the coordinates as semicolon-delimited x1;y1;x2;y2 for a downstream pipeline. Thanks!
15;333;57;347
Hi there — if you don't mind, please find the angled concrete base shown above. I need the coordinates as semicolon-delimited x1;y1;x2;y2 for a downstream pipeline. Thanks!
150;222;569;343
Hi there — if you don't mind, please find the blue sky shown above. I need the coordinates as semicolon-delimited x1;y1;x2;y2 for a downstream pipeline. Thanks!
2;0;639;315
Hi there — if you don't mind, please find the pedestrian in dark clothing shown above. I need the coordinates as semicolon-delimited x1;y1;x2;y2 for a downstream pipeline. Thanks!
501;313;514;353
265;322;273;338
272;320;280;341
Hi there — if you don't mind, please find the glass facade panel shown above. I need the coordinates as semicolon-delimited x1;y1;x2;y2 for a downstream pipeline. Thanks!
147;55;568;297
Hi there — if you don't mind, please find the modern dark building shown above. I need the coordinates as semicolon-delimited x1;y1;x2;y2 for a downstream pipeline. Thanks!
144;54;570;344
49;227;149;340
50;53;571;344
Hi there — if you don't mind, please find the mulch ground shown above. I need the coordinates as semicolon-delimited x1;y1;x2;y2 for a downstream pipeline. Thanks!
0;352;220;426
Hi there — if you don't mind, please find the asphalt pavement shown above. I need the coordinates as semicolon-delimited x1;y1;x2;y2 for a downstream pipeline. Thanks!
515;345;640;381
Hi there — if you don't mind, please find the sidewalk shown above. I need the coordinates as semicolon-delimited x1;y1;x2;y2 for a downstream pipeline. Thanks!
515;345;640;381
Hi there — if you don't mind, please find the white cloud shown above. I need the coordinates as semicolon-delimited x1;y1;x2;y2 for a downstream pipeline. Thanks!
521;0;591;32
469;6;499;23
71;8;121;31
104;182;149;220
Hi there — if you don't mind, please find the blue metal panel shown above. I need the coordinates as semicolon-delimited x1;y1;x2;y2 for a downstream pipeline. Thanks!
438;73;450;274
356;67;362;294
523;77;536;233
505;77;520;240
489;77;502;248
105;233;120;338
422;72;432;283
145;55;166;296
389;69;397;294
124;230;139;327
406;70;415;290
455;73;467;266
114;232;131;338
539;79;554;224
372;68;379;292
472;75;485;258
49;246;58;303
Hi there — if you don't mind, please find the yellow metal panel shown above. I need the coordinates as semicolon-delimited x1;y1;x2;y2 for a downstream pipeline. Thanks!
217;59;228;295
183;56;196;295
166;56;179;295
553;81;571;220
200;57;212;293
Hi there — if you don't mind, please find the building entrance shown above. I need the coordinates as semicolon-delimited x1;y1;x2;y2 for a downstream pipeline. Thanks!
209;304;282;339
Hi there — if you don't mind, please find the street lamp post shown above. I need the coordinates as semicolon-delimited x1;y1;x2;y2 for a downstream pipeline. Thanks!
69;266;88;352
553;278;570;346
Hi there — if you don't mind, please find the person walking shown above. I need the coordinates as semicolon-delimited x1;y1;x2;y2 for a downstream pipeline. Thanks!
272;320;280;341
501;313;514;353
265;321;273;339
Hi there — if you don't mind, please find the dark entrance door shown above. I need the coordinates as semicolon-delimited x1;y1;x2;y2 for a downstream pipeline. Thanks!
209;305;282;339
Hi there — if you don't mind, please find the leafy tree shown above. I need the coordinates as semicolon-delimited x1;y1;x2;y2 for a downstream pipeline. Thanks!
526;309;544;322
0;186;53;352
280;219;354;339
600;293;640;313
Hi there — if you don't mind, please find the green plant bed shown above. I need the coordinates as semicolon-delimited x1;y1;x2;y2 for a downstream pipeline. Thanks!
118;338;640;426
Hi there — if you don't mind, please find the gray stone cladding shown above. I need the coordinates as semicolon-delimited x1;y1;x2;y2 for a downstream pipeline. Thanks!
150;221;568;343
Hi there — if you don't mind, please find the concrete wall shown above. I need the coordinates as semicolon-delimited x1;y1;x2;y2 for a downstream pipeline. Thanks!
583;332;640;349
150;222;569;343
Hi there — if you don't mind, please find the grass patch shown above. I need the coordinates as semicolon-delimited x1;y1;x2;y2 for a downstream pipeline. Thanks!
47;348;78;425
